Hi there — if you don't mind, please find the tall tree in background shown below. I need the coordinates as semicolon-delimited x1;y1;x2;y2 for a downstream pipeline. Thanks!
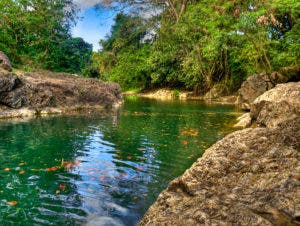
0;0;92;73
93;0;299;91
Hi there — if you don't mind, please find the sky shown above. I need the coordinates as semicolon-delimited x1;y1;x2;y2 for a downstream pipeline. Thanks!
72;1;117;51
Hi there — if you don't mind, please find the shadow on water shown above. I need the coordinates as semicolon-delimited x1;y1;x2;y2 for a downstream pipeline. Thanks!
0;97;240;225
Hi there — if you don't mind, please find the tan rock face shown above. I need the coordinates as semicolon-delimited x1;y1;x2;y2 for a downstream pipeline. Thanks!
140;118;300;225
0;71;123;109
251;82;300;128
0;70;123;118
0;51;12;71
234;113;251;128
237;73;288;110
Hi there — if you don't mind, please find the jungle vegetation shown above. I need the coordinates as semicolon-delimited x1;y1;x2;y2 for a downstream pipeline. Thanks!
1;0;299;92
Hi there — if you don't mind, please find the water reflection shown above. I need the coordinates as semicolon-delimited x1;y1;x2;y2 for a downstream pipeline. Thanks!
0;98;240;225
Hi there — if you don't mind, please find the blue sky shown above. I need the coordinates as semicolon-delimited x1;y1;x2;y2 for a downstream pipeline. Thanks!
72;5;116;51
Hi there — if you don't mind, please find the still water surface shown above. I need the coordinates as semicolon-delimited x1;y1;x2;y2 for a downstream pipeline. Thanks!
0;97;240;225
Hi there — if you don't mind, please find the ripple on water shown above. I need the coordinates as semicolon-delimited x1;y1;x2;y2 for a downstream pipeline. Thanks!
0;98;240;225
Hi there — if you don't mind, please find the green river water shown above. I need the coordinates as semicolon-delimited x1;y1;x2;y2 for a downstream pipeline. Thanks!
0;97;240;225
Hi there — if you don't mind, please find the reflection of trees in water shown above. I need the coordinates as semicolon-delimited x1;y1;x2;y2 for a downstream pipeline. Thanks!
0;115;118;225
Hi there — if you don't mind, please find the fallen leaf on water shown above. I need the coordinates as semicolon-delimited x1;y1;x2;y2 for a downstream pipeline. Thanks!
99;176;106;182
19;170;25;175
7;201;18;206
182;140;189;145
46;166;58;172
90;177;96;181
4;168;10;171
59;184;66;190
55;190;60;194
61;159;81;170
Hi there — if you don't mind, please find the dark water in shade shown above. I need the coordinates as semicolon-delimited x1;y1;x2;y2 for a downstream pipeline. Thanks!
0;97;240;225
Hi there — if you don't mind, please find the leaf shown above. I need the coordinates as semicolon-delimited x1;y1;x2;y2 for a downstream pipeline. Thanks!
59;184;66;190
126;156;132;159
55;190;60;194
7;201;18;206
4;168;10;171
46;166;58;172
182;140;189;145
19;170;25;175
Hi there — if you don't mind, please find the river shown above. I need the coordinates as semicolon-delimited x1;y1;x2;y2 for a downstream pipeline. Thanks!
0;97;240;225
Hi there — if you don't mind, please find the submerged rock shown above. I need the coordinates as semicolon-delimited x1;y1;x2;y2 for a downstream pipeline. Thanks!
140;82;300;225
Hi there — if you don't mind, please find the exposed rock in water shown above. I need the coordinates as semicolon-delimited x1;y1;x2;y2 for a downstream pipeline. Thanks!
140;82;300;225
251;82;300;128
0;51;12;71
233;112;251;128
0;70;123;118
238;73;288;110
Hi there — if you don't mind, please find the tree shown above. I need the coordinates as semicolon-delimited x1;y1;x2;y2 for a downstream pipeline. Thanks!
0;0;92;74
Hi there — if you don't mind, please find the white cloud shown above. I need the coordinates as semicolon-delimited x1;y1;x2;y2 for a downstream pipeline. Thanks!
73;0;103;9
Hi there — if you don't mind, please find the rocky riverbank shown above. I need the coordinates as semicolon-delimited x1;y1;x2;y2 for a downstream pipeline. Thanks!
140;82;300;225
0;53;123;119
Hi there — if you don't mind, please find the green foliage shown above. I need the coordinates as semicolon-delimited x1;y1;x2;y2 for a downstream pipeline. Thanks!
0;0;92;74
88;0;300;91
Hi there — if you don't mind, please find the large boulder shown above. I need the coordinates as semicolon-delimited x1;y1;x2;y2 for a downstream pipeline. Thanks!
238;73;288;110
0;71;123;112
251;82;300;128
0;51;12;71
140;117;300;225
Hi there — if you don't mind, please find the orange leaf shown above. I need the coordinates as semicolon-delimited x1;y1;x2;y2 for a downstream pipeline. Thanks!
19;170;25;175
182;140;189;145
59;184;66;190
4;168;10;171
7;201;18;206
55;190;60;194
46;166;58;172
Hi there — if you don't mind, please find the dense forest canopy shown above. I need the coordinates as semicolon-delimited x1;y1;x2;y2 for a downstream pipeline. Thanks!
0;0;92;73
1;0;299;91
